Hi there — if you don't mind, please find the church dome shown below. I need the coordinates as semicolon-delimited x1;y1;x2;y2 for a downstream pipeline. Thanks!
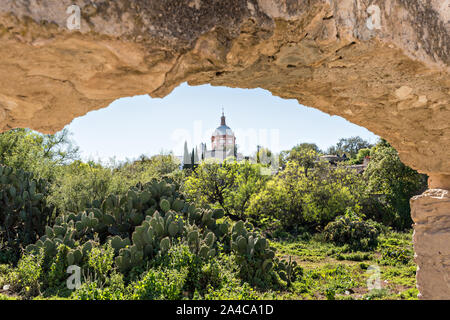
208;110;237;158
213;110;234;137
214;124;233;136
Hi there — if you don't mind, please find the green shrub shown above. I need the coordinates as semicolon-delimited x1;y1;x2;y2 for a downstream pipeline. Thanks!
0;293;17;300
46;244;69;289
72;280;125;300
202;281;261;300
323;210;382;251
71;270;126;300
325;287;336;300
378;237;413;266
194;260;223;293
15;251;44;298
156;244;194;270
380;246;412;265
88;244;115;280
128;267;188;300
398;288;419;300
359;262;369;270
364;288;391;300
0;264;13;288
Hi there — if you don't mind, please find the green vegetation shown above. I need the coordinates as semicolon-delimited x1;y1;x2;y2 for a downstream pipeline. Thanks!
323;210;383;251
0;165;55;263
326;136;373;158
184;160;269;220
0;129;425;300
363;141;427;229
268;230;417;300
246;157;364;232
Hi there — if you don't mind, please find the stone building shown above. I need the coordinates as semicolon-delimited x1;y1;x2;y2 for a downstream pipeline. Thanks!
203;110;237;162
182;111;242;169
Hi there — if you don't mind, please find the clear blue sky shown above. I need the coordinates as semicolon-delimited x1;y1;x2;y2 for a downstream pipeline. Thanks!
64;83;379;162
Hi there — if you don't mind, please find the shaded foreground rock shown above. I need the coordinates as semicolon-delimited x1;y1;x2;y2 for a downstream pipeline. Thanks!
0;0;448;299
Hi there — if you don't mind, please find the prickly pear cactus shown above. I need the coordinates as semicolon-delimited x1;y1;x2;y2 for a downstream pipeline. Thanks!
186;229;216;259
230;221;278;288
0;165;54;258
21;177;283;289
274;256;302;286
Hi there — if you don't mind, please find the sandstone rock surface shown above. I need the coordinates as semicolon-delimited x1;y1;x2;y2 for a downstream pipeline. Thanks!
0;0;448;177
412;189;450;299
0;0;449;299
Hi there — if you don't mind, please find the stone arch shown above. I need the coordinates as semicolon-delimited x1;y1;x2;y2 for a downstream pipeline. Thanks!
0;0;448;299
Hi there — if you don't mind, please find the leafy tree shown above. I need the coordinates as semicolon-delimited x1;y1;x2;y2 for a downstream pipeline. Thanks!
0;129;40;171
0;128;79;181
292;143;321;153
109;153;180;194
247;159;364;232
279;143;321;170
184;160;268;220
363;143;427;229
278;150;289;170
47;160;113;212
183;160;232;217
48;153;180;212
327;136;373;158
285;149;318;177
348;148;371;165
223;162;269;217
41;129;80;165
